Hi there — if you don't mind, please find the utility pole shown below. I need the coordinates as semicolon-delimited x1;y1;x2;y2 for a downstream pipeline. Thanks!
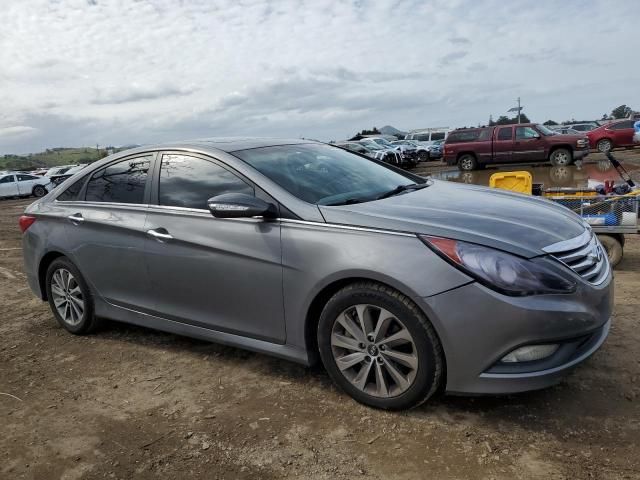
507;97;523;124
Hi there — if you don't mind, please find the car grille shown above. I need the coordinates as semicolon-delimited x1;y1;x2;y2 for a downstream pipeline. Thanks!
545;232;608;284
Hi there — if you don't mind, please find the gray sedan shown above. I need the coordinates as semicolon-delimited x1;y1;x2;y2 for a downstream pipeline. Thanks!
20;139;612;410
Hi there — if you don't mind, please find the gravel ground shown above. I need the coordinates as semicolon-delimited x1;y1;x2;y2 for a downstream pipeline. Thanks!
1;154;640;479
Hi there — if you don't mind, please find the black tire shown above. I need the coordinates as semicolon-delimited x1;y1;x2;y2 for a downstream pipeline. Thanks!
549;148;573;166
597;139;613;153
33;185;47;197
598;234;623;268
317;282;443;410
418;151;429;162
457;154;477;171
45;257;102;334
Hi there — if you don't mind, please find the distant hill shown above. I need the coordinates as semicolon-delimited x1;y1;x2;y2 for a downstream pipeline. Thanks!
379;125;407;138
0;146;129;171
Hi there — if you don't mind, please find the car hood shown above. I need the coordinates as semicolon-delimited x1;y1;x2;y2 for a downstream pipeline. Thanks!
318;179;587;258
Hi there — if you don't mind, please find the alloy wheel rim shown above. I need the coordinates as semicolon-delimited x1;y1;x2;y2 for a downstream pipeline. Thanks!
461;158;473;170
555;152;569;165
598;140;611;152
331;304;418;398
51;268;84;326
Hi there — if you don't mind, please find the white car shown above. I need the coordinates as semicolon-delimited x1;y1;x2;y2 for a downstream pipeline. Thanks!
0;172;53;199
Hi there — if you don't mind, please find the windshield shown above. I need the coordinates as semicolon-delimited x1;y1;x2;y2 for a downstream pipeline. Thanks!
535;124;556;136
233;143;419;206
373;138;394;147
361;142;384;151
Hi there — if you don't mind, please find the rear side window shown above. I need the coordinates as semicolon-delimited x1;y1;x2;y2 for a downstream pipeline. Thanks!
446;129;490;143
85;156;150;204
17;174;38;181
610;121;634;130
158;154;254;210
430;132;446;141
497;127;513;140
0;175;15;184
57;175;87;202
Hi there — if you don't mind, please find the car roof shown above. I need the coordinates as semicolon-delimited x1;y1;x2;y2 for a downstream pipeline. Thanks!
131;137;315;154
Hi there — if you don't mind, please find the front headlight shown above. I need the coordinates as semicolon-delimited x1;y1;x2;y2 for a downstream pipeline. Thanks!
577;138;588;146
419;235;576;296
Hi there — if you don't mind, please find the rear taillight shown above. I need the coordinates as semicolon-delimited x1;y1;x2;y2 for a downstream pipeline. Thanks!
19;215;36;233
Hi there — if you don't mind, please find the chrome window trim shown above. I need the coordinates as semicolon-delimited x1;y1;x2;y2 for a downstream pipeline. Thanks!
53;201;416;236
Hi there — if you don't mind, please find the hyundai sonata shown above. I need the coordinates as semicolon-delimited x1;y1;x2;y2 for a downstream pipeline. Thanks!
21;139;612;410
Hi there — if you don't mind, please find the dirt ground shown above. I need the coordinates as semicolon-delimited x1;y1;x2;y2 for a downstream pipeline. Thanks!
2;154;640;480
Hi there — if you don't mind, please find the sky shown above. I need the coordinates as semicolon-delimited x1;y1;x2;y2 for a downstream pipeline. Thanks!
0;0;638;154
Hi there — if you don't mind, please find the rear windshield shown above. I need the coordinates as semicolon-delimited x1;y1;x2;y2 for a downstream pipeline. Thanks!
445;128;492;143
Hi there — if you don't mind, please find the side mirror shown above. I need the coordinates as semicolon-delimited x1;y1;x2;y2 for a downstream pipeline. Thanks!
207;193;275;219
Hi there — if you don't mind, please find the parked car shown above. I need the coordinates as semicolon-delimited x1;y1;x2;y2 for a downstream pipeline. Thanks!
554;127;582;135
344;141;404;166
44;165;78;177
49;164;89;187
587;119;638;152
405;129;449;147
444;123;590;171
0;172;53;199
566;123;598;132
22;139;612;410
359;138;416;168
392;140;430;162
427;140;444;159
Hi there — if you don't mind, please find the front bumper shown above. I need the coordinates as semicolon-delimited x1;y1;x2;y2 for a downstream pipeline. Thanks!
418;272;613;395
574;147;589;160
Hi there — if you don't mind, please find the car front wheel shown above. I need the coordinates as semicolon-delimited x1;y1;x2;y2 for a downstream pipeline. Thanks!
550;148;573;166
597;139;613;153
318;282;443;410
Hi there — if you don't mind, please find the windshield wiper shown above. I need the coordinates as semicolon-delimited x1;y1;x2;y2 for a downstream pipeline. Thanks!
377;182;429;200
325;198;365;206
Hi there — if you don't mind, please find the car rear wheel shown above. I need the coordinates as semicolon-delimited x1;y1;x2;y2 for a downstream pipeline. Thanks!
597;139;613;153
598;234;623;268
550;148;573;166
318;282;443;410
46;257;102;334
458;154;477;171
33;185;47;197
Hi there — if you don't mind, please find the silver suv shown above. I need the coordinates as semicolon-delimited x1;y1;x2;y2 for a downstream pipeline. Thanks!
21;139;612;410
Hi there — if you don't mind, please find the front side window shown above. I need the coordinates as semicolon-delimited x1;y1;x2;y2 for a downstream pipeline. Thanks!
515;127;539;140
497;127;513;140
85;156;150;204
431;132;446;141
233;143;418;206
159;154;254;210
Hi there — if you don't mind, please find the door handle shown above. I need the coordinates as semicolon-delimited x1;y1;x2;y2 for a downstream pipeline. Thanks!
67;213;84;224
146;229;173;241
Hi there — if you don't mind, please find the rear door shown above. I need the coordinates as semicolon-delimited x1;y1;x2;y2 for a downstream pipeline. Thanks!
492;126;514;163
609;120;635;146
58;154;155;311
0;175;19;198
16;174;39;195
143;152;285;343
513;126;546;162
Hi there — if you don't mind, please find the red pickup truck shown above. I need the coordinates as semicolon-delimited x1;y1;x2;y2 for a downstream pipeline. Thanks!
443;123;590;171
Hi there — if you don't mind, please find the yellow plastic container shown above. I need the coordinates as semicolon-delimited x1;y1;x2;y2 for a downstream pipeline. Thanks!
489;171;533;195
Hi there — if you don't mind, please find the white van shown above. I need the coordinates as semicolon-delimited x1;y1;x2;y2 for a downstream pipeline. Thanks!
405;128;449;146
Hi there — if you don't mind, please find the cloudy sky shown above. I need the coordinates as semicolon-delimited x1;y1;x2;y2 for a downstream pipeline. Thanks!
1;0;638;154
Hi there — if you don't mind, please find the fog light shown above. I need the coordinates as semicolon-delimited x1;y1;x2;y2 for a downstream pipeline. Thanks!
501;344;559;363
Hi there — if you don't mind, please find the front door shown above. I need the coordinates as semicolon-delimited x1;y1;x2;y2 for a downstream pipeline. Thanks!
144;153;285;343
0;175;19;198
513;126;546;162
